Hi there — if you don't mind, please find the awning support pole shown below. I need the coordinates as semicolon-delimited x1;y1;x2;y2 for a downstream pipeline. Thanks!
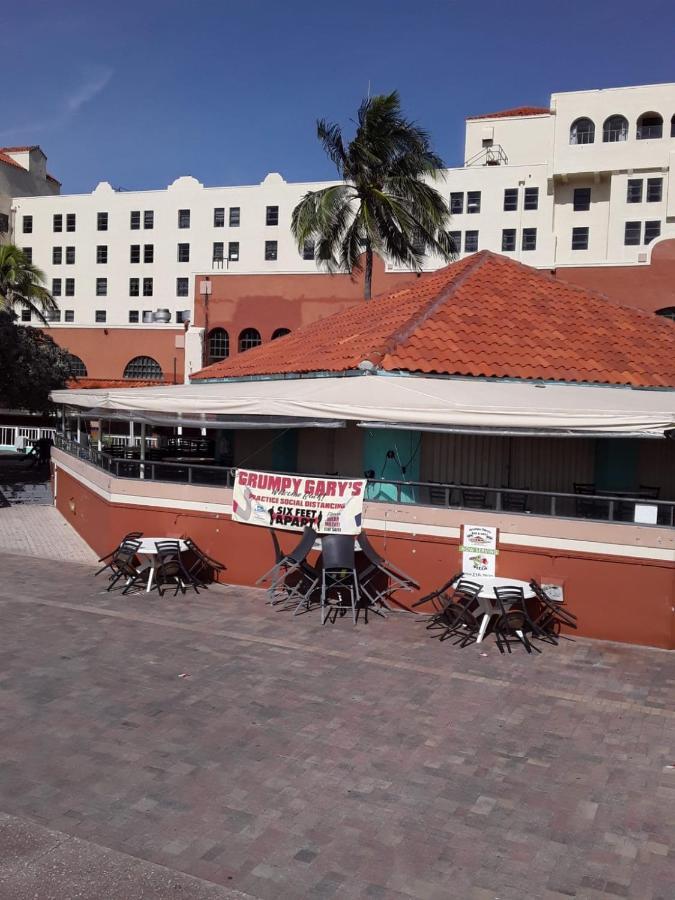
140;422;146;480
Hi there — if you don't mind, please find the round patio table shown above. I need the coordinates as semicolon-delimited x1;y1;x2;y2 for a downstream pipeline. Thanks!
136;538;188;592
468;576;535;643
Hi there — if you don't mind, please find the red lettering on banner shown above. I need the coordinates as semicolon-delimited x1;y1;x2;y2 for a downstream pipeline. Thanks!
351;482;363;496
248;473;258;488
337;482;349;497
281;477;292;491
315;480;326;495
239;472;248;486
325;481;336;496
292;478;302;494
305;479;315;495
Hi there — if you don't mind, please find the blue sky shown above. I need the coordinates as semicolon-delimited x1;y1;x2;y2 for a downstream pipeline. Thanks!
3;0;675;193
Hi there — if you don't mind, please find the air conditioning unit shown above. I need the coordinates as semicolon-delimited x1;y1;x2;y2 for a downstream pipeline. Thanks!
638;253;648;263
152;309;171;323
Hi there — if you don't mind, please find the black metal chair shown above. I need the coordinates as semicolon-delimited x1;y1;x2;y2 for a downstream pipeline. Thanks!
183;538;226;586
152;540;201;597
574;483;600;519
502;492;527;513
493;586;540;653
529;580;577;640
256;527;319;611
426;578;483;634
411;573;463;612
356;532;420;613
95;532;144;578
320;534;360;625
104;539;144;592
461;488;489;509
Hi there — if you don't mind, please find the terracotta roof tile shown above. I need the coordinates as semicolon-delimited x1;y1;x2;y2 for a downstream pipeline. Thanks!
66;378;171;389
0;145;39;152
0;150;25;171
192;251;675;389
466;106;550;120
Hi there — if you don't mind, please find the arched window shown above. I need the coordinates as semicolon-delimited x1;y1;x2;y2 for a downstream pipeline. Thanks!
271;328;291;340
602;114;628;142
636;112;663;140
570;117;595;145
207;328;229;364
238;328;262;352
670;114;675;138
655;307;675;321
67;354;87;377
123;356;162;380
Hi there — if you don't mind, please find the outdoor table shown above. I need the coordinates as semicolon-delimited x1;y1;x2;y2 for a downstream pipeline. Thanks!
470;575;535;643
135;537;188;592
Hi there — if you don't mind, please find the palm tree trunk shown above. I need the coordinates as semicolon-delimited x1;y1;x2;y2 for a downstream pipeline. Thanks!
364;243;373;300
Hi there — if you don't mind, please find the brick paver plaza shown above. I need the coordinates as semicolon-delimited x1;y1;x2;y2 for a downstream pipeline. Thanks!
0;549;673;899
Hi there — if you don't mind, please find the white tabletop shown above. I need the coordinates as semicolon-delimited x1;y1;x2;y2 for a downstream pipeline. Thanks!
137;538;188;555
467;576;535;600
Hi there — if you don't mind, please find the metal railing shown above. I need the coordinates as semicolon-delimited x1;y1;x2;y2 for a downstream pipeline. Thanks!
54;435;675;528
465;144;509;167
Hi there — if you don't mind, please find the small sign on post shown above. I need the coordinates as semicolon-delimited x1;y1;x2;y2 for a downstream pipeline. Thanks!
459;525;498;577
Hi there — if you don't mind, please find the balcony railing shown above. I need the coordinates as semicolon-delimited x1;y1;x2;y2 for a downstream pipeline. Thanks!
636;125;663;140
54;435;675;528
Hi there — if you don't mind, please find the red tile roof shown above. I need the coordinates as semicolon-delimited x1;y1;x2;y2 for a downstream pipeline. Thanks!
0;145;39;152
66;378;172;390
192;251;675;389
0;150;25;171
466;106;550;120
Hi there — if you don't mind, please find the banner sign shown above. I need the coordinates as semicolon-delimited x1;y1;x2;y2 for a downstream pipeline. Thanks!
232;469;366;534
459;524;498;576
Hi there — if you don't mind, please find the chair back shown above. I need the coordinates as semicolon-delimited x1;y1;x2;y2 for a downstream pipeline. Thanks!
461;488;488;509
122;531;143;544
356;532;385;566
455;579;482;601
287;526;317;564
502;492;526;512
493;585;525;615
114;539;142;571
321;534;355;570
154;539;182;563
268;529;284;564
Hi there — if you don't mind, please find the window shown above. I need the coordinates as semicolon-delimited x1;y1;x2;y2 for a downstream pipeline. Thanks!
603;115;628;142
52;278;62;296
97;212;108;231
177;243;190;262
266;205;279;226
626;179;643;204
176;277;189;297
573;187;591;211
501;229;516;252
64;310;74;323
503;188;518;211
464;231;478;253
624;221;641;245
65;278;75;296
144;210;154;229
212;241;224;262
0;213;7;233
570;118;595;145
52;246;62;264
228;241;240;262
521;228;537;251
143;277;153;296
124;356;163;380
229;207;240;227
96;277;107;296
22;215;33;234
265;240;278;260
655;306;675;321
128;311;139;323
21;308;31;322
636;112;663;140
448;231;461;253
176;310;190;324
207;328;229;363
53;213;62;232
67;355;87;377
178;209;190;228
523;187;538;211
572;227;589;250
238;328;262;352
302;240;315;260
95;310;106;323
66;213;76;232
22;247;32;263
46;309;61;323
144;244;154;263
130;245;140;263
65;246;75;264
272;328;291;340
644;221;661;244
466;191;481;214
214;207;225;227
129;277;139;296
96;245;108;264
450;192;463;214
130;210;140;229
646;178;663;203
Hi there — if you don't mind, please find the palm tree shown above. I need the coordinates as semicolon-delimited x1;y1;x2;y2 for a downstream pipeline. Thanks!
0;244;58;323
292;92;457;299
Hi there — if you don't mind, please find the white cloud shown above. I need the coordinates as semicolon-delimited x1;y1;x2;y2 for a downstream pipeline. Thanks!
66;67;113;112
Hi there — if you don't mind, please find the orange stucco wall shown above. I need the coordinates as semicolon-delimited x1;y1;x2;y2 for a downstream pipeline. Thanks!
54;463;675;650
43;327;186;383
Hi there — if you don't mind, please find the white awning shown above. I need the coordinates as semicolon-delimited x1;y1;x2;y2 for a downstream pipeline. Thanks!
51;374;675;437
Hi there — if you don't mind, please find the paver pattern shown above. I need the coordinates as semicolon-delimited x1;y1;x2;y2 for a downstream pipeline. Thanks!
0;505;97;564
0;552;673;899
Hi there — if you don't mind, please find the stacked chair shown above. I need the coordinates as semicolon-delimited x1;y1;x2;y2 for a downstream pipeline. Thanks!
152;540;203;596
94;534;145;593
529;580;578;640
357;532;419;615
255;527;320;614
183;538;226;586
320;534;361;625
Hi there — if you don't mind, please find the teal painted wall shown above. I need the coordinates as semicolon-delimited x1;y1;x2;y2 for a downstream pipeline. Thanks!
594;439;638;491
363;428;421;503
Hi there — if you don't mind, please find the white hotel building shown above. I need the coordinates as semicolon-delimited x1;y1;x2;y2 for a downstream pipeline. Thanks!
7;81;675;379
